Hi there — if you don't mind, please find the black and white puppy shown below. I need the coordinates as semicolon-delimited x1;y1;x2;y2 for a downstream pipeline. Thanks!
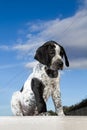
11;41;69;116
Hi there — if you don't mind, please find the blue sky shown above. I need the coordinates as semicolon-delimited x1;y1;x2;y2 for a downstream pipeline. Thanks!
0;0;87;116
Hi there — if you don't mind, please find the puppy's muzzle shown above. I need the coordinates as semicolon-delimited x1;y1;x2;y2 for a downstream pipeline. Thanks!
51;60;63;70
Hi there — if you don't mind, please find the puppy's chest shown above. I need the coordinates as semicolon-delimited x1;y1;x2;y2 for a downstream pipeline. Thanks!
33;64;59;95
41;73;58;94
34;65;58;89
42;76;56;87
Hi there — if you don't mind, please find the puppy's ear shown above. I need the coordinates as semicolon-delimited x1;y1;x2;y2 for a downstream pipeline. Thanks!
34;45;50;66
60;46;69;67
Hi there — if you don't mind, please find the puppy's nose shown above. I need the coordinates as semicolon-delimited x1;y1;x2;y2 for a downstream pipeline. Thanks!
59;61;63;67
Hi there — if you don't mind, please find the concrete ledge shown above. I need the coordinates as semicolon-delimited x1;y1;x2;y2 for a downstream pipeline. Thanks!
0;116;87;130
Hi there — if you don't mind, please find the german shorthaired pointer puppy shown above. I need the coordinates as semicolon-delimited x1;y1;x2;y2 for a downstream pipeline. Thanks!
11;41;69;116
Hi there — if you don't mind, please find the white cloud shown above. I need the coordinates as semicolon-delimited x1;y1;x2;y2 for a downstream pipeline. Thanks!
25;61;37;69
23;8;87;53
0;45;9;50
70;59;87;69
61;10;87;48
13;44;36;51
0;63;25;70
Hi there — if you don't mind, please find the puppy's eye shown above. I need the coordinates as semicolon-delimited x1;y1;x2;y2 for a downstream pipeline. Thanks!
49;50;55;56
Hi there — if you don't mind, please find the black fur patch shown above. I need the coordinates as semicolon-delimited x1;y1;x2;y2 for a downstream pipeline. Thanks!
34;41;56;67
31;78;47;114
45;67;58;78
60;46;69;67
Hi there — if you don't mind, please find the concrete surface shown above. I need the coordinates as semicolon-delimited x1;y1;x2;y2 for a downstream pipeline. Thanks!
0;116;87;130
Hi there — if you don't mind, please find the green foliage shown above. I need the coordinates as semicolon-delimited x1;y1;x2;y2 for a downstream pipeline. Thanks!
45;99;87;115
48;110;57;116
63;98;87;115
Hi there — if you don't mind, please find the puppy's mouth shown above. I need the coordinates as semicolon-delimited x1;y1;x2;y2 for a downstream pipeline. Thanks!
50;61;64;70
59;65;63;70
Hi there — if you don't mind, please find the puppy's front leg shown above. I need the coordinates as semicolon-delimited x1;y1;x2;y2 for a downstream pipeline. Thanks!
31;78;47;114
52;86;64;116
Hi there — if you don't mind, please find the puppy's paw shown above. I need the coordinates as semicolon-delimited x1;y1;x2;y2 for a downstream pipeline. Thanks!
39;112;51;116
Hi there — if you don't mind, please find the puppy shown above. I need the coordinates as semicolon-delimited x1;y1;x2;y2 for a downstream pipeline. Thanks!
11;41;69;116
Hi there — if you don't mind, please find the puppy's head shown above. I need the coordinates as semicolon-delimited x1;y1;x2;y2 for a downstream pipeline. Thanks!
34;41;69;70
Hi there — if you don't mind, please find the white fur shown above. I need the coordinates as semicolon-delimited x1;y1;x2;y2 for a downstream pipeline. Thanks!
52;45;62;64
